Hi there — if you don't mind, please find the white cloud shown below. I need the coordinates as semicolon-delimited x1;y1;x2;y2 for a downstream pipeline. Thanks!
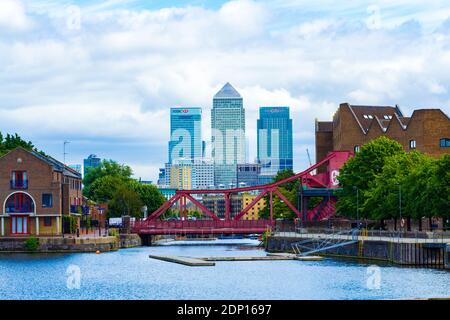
1;0;450;181
0;0;31;30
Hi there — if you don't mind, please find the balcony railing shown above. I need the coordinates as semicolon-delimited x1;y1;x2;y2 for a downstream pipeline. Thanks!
10;180;28;189
70;205;90;215
6;204;34;214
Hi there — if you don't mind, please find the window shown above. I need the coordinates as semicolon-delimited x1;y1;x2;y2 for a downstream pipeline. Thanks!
42;194;53;208
409;140;417;149
440;138;450;148
384;115;393;120
11;216;29;235
44;217;52;227
354;145;360;153
11;171;27;189
5;193;34;213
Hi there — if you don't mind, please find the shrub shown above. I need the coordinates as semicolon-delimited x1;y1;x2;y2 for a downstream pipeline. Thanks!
25;236;39;251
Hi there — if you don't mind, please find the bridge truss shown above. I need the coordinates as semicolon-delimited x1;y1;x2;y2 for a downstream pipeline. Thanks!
132;151;352;235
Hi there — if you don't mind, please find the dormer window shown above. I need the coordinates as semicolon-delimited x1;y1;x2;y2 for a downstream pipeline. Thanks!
384;115;393;120
363;114;373;120
409;140;417;149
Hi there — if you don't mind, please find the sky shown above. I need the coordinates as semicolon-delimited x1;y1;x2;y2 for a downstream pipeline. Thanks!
1;0;450;182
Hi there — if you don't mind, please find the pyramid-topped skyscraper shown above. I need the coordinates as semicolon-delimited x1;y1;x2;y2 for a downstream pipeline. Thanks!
211;83;246;188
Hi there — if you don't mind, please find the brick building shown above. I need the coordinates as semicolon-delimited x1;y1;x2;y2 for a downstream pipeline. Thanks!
0;147;83;236
316;103;450;163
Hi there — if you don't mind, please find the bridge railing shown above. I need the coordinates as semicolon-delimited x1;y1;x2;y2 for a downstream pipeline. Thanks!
132;219;273;232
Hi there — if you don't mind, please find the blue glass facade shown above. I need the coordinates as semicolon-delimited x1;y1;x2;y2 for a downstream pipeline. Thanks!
169;107;202;163
211;83;246;188
83;154;101;177
257;107;293;177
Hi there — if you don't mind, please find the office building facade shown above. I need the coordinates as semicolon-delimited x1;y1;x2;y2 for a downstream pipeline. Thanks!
83;154;101;177
257;107;293;180
169;107;202;164
211;83;246;188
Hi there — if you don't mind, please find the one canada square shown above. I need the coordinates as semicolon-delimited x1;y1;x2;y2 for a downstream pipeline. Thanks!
211;83;246;188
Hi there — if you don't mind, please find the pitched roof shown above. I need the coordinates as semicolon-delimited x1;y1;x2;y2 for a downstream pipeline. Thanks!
213;82;242;99
30;150;81;179
348;105;401;132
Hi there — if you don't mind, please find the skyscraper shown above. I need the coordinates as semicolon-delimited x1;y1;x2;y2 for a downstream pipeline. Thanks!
257;107;293;182
168;107;202;163
83;154;101;177
211;83;246;188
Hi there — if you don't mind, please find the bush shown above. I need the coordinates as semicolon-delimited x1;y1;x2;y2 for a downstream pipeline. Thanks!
108;228;119;237
25;236;39;251
62;215;78;234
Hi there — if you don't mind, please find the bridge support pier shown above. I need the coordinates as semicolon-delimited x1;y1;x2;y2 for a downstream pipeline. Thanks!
140;234;153;246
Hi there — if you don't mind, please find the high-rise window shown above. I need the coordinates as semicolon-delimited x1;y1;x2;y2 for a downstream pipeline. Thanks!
257;107;293;178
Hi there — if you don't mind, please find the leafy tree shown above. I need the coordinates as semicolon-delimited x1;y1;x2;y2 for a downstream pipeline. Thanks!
336;136;404;219
431;155;450;219
108;185;143;218
0;132;40;156
83;160;133;199
364;151;427;230
128;180;166;215
89;175;128;203
259;169;300;219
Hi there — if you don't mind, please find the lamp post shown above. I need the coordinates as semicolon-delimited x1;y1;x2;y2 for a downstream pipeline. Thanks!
396;182;403;232
353;186;359;229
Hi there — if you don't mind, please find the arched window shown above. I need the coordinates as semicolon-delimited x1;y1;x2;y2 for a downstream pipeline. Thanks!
5;193;35;214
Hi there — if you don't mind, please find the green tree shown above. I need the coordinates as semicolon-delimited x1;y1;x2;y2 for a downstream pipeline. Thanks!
83;160;133;199
89;175;128;203
431;154;450;219
0;132;41;157
128;180;166;215
364;151;427;230
259;169;300;220
108;185;143;218
336;136;405;219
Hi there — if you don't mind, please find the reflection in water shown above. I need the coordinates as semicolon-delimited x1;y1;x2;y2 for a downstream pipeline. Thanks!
0;240;449;300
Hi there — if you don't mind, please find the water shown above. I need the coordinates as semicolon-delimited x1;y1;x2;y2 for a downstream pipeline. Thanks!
0;239;449;300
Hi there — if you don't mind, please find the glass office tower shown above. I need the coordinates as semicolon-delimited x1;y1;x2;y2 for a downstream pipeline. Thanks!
257;107;293;180
211;83;246;188
168;107;202;164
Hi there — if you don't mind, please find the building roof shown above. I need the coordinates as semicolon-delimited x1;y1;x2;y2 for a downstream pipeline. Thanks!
348;105;401;132
213;82;242;99
30;150;82;179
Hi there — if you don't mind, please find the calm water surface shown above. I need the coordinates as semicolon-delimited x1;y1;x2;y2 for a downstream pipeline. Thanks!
0;239;449;300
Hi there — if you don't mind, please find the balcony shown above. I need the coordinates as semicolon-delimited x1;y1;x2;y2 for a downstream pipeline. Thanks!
6;203;34;214
70;205;90;215
10;180;28;190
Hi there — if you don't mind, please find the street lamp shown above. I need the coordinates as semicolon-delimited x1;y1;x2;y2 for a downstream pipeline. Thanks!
396;182;403;232
353;186;359;229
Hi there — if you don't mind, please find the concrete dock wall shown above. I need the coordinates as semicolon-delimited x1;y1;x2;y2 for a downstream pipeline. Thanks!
267;236;448;268
0;236;120;253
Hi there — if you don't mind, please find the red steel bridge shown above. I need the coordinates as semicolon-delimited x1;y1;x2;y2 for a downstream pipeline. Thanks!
132;151;352;236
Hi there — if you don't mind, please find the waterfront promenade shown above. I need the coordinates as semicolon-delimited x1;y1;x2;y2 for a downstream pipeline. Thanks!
273;231;450;244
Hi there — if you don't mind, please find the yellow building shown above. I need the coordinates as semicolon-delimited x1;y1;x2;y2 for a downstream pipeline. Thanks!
242;193;265;220
170;165;191;190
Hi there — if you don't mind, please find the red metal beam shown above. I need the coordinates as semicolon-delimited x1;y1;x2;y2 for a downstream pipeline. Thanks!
147;193;181;221
184;193;221;222
233;190;269;221
224;193;231;221
273;188;302;220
